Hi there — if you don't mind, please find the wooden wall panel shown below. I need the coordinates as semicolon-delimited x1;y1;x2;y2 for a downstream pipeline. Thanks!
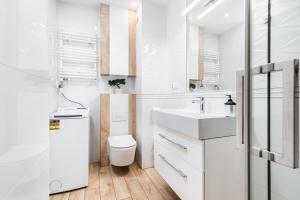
128;94;136;139
100;94;110;166
128;11;137;76
198;26;205;81
100;4;110;75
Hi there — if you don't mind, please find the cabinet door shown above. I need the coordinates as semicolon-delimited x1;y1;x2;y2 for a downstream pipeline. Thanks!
110;6;129;76
100;4;137;76
205;137;245;200
154;141;204;200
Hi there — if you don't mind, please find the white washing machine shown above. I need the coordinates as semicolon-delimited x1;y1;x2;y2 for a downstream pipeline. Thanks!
49;108;90;194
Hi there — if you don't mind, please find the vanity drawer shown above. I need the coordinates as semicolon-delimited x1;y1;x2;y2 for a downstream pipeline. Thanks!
154;126;204;172
154;143;204;200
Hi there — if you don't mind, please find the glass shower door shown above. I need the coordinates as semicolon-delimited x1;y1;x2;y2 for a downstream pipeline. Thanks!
245;0;300;200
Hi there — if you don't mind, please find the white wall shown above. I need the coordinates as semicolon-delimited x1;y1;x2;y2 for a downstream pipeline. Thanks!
204;32;219;52
56;2;136;163
48;0;59;113
219;23;245;90
57;2;101;163
136;0;187;168
137;0;187;95
138;1;168;94
166;0;187;93
136;1;169;167
0;0;51;199
54;0;188;167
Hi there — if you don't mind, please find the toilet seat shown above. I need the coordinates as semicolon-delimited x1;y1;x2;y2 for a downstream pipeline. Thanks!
108;135;136;149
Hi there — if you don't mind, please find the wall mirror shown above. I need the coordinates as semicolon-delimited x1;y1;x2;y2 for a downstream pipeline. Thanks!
185;0;245;92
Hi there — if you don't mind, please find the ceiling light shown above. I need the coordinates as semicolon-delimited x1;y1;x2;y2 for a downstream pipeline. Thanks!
224;12;230;17
131;2;137;8
181;0;203;16
197;0;225;20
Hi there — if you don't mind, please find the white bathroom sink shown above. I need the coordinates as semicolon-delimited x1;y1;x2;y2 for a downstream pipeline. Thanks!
152;109;236;140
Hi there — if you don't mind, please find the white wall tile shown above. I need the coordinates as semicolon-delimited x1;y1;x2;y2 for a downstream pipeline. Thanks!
57;2;100;162
0;64;49;200
166;0;187;94
219;23;245;90
140;1;169;94
0;0;51;198
18;0;49;73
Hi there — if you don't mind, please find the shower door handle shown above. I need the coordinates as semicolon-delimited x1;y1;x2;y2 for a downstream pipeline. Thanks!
249;59;299;169
236;70;245;150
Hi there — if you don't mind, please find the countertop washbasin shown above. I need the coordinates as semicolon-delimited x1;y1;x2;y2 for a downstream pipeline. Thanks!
152;109;236;140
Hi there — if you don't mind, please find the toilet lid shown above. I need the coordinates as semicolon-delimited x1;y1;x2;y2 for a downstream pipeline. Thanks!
108;135;136;148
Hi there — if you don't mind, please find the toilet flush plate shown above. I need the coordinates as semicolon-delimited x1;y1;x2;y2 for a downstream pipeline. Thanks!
112;111;128;122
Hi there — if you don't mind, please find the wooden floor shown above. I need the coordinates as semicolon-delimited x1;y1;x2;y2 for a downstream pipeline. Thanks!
50;163;180;200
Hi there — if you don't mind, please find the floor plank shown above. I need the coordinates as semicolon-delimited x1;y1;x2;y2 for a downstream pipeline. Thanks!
158;187;180;200
144;168;169;190
126;179;148;200
69;188;85;200
144;168;180;200
50;163;180;200
110;166;131;200
85;189;101;200
130;164;164;200
99;166;117;200
123;166;137;182
87;163;100;191
50;192;70;200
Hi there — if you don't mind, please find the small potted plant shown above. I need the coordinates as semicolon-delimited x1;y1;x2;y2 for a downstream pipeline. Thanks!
189;83;196;91
108;78;126;93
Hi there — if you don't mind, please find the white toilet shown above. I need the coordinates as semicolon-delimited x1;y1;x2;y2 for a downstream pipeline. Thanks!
108;134;136;167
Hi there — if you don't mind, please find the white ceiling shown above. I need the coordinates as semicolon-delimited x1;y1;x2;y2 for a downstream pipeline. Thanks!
143;0;171;6
188;0;245;35
59;0;170;9
59;0;139;9
58;0;242;35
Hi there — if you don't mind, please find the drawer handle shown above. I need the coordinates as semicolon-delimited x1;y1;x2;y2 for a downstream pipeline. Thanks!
159;154;187;179
158;134;188;150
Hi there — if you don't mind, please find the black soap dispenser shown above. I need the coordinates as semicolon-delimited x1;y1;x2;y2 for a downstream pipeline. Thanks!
224;95;236;117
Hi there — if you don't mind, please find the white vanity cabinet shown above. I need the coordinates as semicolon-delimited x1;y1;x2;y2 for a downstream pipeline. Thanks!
154;126;204;200
153;125;244;200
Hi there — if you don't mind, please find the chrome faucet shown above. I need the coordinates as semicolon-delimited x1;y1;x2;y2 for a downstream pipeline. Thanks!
192;97;205;114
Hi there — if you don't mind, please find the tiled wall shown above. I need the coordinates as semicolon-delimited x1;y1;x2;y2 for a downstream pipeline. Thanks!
0;0;52;199
56;2;101;163
56;2;137;163
135;0;189;168
219;23;245;90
